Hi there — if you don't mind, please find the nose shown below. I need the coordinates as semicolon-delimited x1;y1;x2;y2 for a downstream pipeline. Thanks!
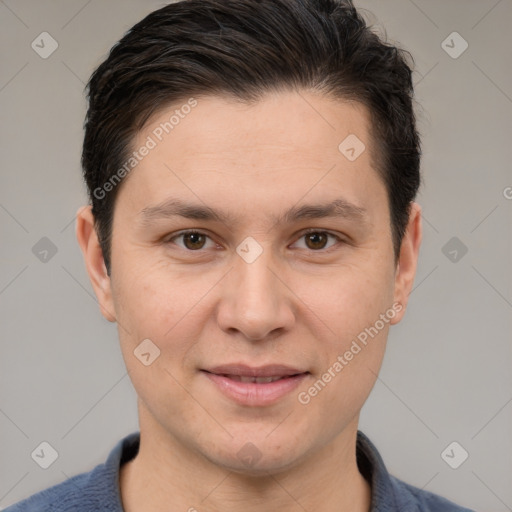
216;245;295;341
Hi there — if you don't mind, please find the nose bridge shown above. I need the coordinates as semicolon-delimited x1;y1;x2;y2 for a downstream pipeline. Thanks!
236;248;278;305
217;239;293;340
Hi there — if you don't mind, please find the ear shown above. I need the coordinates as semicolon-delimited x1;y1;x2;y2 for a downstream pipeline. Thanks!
390;202;422;325
75;205;116;322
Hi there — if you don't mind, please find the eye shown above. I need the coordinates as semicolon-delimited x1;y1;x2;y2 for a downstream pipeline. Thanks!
167;230;216;251
166;229;344;253
291;229;342;251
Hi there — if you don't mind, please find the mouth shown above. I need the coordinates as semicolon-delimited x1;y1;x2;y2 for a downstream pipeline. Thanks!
212;374;299;383
203;363;308;378
200;364;310;406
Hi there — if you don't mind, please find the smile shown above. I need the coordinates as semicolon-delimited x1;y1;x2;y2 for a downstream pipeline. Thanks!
201;366;310;406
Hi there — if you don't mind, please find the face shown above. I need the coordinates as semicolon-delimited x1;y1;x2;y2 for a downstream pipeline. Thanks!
77;90;421;475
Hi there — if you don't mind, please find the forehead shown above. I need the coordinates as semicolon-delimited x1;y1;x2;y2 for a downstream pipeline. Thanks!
116;90;385;223
140;91;372;161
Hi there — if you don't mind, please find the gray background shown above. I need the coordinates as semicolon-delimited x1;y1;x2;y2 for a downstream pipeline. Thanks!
0;0;511;510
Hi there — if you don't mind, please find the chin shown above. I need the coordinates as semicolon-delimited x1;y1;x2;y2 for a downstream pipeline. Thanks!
219;454;300;478
204;437;307;477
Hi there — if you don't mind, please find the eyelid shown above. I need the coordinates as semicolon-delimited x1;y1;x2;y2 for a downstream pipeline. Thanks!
166;229;219;250
292;228;344;251
166;228;345;252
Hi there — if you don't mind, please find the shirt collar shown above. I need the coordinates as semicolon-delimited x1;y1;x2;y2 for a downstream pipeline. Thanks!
356;429;401;511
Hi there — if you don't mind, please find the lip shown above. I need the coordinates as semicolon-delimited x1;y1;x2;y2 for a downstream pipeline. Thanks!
204;363;307;378
201;364;310;407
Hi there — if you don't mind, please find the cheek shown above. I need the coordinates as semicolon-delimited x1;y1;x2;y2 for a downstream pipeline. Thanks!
112;264;210;421
112;250;176;324
295;256;394;400
305;257;396;341
299;309;389;437
112;257;220;364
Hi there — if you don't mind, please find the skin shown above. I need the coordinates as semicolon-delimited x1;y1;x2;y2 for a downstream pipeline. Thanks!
76;90;422;512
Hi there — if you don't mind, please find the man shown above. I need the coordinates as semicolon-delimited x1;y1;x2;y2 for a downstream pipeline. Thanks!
6;0;476;510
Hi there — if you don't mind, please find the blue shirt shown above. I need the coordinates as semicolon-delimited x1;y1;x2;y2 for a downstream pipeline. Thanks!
5;430;476;511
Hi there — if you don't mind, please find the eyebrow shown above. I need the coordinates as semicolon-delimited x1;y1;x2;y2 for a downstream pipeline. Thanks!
138;197;368;228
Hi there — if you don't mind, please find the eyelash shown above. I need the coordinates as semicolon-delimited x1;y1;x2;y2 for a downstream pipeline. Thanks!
166;228;345;253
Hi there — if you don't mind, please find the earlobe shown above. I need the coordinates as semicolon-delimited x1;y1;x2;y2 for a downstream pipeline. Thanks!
75;205;117;322
390;202;422;325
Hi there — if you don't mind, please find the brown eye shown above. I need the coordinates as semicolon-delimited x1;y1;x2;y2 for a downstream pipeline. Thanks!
182;232;207;250
291;230;341;252
304;232;329;250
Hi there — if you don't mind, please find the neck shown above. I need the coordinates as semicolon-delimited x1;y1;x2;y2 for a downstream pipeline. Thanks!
120;411;371;512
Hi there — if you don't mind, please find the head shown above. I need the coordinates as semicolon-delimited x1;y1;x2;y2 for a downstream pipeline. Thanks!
77;0;422;475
